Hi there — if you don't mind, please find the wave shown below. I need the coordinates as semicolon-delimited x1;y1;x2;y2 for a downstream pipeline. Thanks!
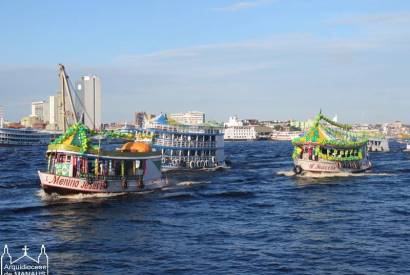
202;190;254;199
177;181;210;187
0;181;39;189
162;193;196;201
37;189;127;201
277;170;296;177
276;170;392;178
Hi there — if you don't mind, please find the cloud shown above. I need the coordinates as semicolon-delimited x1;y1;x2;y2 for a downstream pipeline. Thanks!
213;0;274;12
330;12;410;26
1;21;410;123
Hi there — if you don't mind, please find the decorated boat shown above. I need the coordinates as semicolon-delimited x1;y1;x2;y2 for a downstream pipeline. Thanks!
136;114;226;171
38;123;165;194
291;112;371;174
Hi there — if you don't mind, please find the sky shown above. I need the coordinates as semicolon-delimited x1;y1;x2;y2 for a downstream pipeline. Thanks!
0;0;410;123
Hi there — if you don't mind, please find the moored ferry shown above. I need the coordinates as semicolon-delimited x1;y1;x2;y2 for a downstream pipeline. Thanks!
367;137;390;152
270;131;303;141
0;125;52;146
291;112;371;175
136;114;226;171
38;123;165;194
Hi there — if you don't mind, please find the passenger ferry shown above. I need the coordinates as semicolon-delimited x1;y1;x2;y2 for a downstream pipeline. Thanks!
367;137;390;152
291;111;371;174
136;114;226;171
353;130;390;152
270;131;303;141
38;123;165;194
0;122;52;146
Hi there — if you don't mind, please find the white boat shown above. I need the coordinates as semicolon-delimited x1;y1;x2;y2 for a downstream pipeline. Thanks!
137;114;226;171
0;126;51;146
367;138;390;152
271;131;303;141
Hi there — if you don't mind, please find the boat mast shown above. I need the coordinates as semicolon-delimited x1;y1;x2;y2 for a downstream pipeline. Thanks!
58;64;78;131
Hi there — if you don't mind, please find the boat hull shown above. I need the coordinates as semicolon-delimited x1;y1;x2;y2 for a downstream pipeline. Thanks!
293;158;372;174
38;171;166;195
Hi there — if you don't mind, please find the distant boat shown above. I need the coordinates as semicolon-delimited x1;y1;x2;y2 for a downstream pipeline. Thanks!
270;131;303;141
291;111;371;175
0;125;52;146
404;143;410;152
367;137;390;152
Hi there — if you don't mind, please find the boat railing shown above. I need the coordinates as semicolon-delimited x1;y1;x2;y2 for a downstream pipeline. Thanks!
163;156;217;162
68;173;144;181
147;124;222;134
154;138;216;148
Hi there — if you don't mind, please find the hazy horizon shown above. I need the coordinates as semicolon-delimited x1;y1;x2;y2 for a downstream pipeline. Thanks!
1;0;409;124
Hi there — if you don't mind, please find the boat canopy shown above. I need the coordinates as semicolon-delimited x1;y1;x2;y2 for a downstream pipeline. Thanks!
152;113;168;125
48;123;159;159
292;112;368;148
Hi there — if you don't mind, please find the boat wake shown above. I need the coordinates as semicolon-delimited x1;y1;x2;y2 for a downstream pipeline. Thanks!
177;180;211;187
277;170;297;177
37;189;127;201
277;170;392;178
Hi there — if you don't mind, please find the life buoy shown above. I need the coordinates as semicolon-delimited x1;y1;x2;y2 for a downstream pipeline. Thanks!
294;165;303;175
162;158;166;164
211;156;216;163
189;161;196;169
196;161;201;168
204;160;209;167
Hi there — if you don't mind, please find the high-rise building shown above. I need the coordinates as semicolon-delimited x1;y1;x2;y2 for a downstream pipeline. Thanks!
0;105;4;122
168;111;205;125
31;101;45;121
49;95;59;125
42;100;50;124
135;111;147;127
75;76;101;130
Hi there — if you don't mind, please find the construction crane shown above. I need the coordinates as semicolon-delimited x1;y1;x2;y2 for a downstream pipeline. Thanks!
58;64;78;131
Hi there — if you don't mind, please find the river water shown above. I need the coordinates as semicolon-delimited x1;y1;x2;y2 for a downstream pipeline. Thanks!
1;141;410;274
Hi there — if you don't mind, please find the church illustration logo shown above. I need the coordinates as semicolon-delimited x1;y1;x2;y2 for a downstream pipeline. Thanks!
1;244;49;275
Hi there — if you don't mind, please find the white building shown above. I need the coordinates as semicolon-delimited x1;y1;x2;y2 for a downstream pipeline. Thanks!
224;116;262;140
168;111;205;125
224;126;258;140
31;101;45;121
76;75;102;130
224;116;243;127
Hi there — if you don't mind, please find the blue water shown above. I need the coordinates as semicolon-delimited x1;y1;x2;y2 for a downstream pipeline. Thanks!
1;141;410;274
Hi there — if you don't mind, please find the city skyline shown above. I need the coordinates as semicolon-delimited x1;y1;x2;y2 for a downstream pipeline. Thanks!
1;0;410;123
